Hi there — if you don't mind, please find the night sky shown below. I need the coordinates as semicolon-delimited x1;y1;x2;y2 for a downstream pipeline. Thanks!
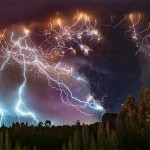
0;0;150;125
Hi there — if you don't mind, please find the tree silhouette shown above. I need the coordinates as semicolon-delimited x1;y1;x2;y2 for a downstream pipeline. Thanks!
44;120;51;127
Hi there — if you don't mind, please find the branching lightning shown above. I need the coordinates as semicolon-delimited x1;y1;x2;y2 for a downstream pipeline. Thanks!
0;12;104;126
113;12;150;55
1;11;149;126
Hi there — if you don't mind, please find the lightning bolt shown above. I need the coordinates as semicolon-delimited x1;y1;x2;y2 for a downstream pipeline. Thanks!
107;12;150;56
15;33;38;123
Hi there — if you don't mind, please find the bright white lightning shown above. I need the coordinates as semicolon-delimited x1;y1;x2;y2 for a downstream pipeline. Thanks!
80;44;92;56
87;94;94;102
95;104;105;112
24;28;30;35
15;38;38;123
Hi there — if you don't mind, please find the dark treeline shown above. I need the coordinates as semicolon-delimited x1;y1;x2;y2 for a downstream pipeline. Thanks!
1;87;150;150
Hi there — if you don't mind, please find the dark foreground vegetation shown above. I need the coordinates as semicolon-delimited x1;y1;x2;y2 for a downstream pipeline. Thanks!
1;87;150;150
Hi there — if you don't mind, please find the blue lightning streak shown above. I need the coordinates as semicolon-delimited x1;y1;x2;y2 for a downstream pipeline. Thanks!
15;34;38;123
0;108;14;127
0;33;39;125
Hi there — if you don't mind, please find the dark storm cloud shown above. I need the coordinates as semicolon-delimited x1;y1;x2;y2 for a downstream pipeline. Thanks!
79;26;141;112
0;0;150;28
